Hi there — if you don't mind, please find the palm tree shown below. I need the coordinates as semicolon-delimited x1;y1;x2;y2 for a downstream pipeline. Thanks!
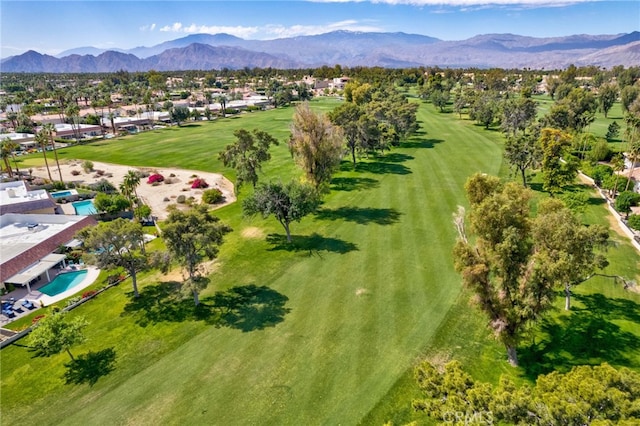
35;131;53;182
65;103;81;144
1;137;18;177
42;123;64;184
121;170;141;207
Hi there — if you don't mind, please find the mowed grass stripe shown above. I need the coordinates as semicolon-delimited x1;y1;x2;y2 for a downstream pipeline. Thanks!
3;99;509;425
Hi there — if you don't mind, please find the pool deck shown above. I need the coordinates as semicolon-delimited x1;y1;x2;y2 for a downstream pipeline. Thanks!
0;266;100;325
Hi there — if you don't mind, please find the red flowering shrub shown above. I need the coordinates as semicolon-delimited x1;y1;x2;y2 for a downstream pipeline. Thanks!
32;315;45;324
147;174;165;184
191;178;209;189
82;290;97;299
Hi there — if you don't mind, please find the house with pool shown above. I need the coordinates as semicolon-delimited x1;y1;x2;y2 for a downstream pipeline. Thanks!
0;213;97;293
0;180;58;215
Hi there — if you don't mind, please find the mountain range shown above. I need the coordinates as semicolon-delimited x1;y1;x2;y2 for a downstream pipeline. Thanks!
2;30;639;73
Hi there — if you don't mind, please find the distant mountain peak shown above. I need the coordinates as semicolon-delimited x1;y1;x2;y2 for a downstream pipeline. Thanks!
2;30;638;72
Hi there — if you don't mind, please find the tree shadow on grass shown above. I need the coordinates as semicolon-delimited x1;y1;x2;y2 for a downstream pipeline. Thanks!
64;347;116;386
315;206;402;225
121;281;196;326
122;282;290;332
201;284;291;332
374;152;414;163
354;161;411;175
402;138;445;149
330;177;379;192
265;233;358;255
519;294;640;380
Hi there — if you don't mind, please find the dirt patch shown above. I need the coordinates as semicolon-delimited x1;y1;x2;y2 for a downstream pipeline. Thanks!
31;160;236;221
355;287;368;296
606;210;630;240
241;227;265;239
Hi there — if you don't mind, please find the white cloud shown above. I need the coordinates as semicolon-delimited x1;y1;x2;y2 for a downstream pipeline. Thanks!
140;23;157;32
155;19;384;39
158;22;260;38
264;20;383;38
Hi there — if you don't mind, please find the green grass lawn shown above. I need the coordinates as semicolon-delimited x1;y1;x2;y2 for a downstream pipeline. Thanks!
2;97;639;425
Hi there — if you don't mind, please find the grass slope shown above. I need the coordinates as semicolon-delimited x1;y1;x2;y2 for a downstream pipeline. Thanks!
3;98;638;425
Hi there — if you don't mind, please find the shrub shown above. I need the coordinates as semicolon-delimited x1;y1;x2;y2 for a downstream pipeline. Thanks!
191;178;209;189
588;140;613;162
52;181;66;191
615;191;640;218
66;297;82;307
628;214;640;231
82;290;97;299
590;164;614;187
202;188;224;204
147;173;165;184
176;194;186;204
88;178;116;193
82;160;94;173
94;192;131;214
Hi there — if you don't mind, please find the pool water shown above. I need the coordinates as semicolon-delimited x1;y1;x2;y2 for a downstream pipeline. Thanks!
50;190;78;198
38;270;88;296
73;200;97;215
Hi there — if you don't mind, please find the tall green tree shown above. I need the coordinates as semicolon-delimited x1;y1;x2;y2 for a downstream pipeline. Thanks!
289;102;343;190
500;96;537;137
453;175;555;366
469;92;499;129
28;310;88;361
598;83;618;118
504;129;540;187
1;137;19;177
162;205;232;305
243;180;320;243
538;128;577;195
532;198;609;310
218;128;279;191
77;218;148;298
120;170;141;208
328;102;364;166
413;360;640;425
170;105;190;126
35;131;53;182
42;123;64;184
543;87;597;133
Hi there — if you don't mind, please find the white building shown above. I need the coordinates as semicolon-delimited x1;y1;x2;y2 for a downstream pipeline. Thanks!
0;181;57;215
0;213;96;290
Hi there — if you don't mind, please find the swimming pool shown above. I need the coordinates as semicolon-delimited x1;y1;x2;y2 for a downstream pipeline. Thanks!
50;189;78;198
38;270;88;297
73;200;97;215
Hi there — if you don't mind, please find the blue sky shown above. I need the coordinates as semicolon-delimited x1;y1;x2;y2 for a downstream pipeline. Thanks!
1;0;638;58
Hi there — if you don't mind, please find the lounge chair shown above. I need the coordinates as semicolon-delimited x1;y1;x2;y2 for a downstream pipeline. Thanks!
22;300;35;310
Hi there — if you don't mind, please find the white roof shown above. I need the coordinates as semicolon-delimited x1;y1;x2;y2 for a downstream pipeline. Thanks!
0;213;87;266
0;181;51;207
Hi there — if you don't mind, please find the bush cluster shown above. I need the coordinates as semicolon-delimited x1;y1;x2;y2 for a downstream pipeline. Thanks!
147;173;165;184
191;178;209;189
202;188;224;204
